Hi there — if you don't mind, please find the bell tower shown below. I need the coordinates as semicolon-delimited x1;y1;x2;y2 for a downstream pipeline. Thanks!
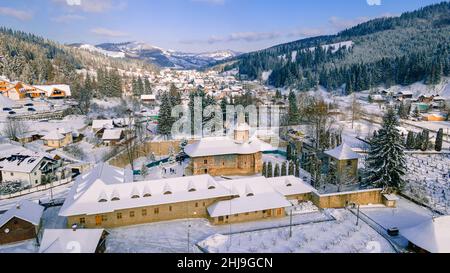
234;123;250;143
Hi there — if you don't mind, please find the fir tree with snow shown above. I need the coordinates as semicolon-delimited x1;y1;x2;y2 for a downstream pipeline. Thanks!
281;162;287;176
288;91;300;125
365;108;406;192
274;164;280;177
267;162;273;178
157;92;175;138
262;162;267;177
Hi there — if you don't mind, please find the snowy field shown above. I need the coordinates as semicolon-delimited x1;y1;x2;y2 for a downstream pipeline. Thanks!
361;198;434;231
198;209;395;253
403;153;450;214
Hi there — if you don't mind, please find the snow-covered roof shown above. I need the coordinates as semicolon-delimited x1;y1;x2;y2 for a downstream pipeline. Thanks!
185;136;274;157
92;120;113;130
383;194;399;201
33;84;71;97
102;129;123;140
141;94;156;100
266;176;316;196
401;216;450;253
324;143;362;160
208;177;292;217
39;229;105;253
0;94;17;108
42;128;71;140
0;200;44;228
59;168;230;217
0;154;52;173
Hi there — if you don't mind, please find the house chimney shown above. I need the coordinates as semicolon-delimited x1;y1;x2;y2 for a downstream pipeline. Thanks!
16;203;21;209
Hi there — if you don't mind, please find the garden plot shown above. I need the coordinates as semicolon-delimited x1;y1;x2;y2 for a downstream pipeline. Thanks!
403;153;450;214
198;209;395;253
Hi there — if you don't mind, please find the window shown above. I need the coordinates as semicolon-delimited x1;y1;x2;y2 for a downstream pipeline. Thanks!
79;218;86;224
130;211;135;218
347;160;352;167
203;202;206;207
10;173;13;176
164;191;172;195
117;213;122;220
188;188;196;192
204;169;208;174
208;186;216;190
195;202;199;208
131;195;140;199
169;206;172;212
101;215;108;222
99;199;107;203
111;197;120;201
143;193;152;197
142;209;147;216
235;214;239;217
204;159;208;164
154;208;159;214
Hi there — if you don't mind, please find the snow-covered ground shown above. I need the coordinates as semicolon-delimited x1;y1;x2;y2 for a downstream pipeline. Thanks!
403;154;450;214
198;209;394;253
361;198;434;231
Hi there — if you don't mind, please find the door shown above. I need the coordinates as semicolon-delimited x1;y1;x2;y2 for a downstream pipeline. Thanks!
218;216;224;224
95;215;102;226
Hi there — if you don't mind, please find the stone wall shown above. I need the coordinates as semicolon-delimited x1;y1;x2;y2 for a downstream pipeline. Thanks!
311;189;383;209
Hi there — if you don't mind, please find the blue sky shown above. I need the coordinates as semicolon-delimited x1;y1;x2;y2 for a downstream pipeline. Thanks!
0;0;446;53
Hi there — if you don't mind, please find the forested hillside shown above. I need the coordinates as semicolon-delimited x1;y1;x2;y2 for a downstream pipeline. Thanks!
227;2;450;93
0;27;156;98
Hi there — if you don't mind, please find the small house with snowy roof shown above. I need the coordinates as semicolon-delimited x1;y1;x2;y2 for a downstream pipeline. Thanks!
324;143;362;180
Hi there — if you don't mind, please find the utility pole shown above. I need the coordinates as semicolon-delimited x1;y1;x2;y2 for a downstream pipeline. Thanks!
289;209;293;238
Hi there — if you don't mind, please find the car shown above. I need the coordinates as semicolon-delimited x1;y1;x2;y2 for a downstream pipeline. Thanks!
2;107;12;111
25;103;34;107
8;111;16;115
387;227;399;236
27;108;36;112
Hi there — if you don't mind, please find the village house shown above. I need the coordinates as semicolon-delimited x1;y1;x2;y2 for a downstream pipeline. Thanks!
0;154;57;187
39;228;109;253
102;129;124;146
42;128;73;148
0;200;44;245
59;164;316;228
32;85;71;99
2;81;34;100
140;94;157;105
184;123;273;176
324;143;362;181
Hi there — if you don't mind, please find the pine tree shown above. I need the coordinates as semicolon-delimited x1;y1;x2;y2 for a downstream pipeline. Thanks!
262;162;267;177
267;162;273;178
295;160;301;178
140;163;149;178
288;91;300;125
365;108;406;192
421;129;430;151
406;131;415;150
274;164;280;177
435;128;444;152
157;93;175;137
281;162;287;176
288;161;295;176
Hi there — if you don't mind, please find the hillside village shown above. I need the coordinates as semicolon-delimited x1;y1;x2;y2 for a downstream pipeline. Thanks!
0;2;450;255
0;62;449;253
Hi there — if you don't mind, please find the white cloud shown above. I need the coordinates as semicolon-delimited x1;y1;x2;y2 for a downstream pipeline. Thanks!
328;16;371;30
0;6;33;21
52;14;85;23
53;0;125;13
367;0;382;6
91;27;129;37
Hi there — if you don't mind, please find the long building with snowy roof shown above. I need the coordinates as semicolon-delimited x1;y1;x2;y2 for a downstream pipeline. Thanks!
60;164;315;228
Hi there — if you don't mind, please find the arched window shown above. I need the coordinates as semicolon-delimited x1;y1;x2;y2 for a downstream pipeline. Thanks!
164;191;172;195
143;193;152;197
246;193;255;197
188;188;197;192
208;186;216;190
111;197;120;201
131;195;140;199
99;199;107;203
